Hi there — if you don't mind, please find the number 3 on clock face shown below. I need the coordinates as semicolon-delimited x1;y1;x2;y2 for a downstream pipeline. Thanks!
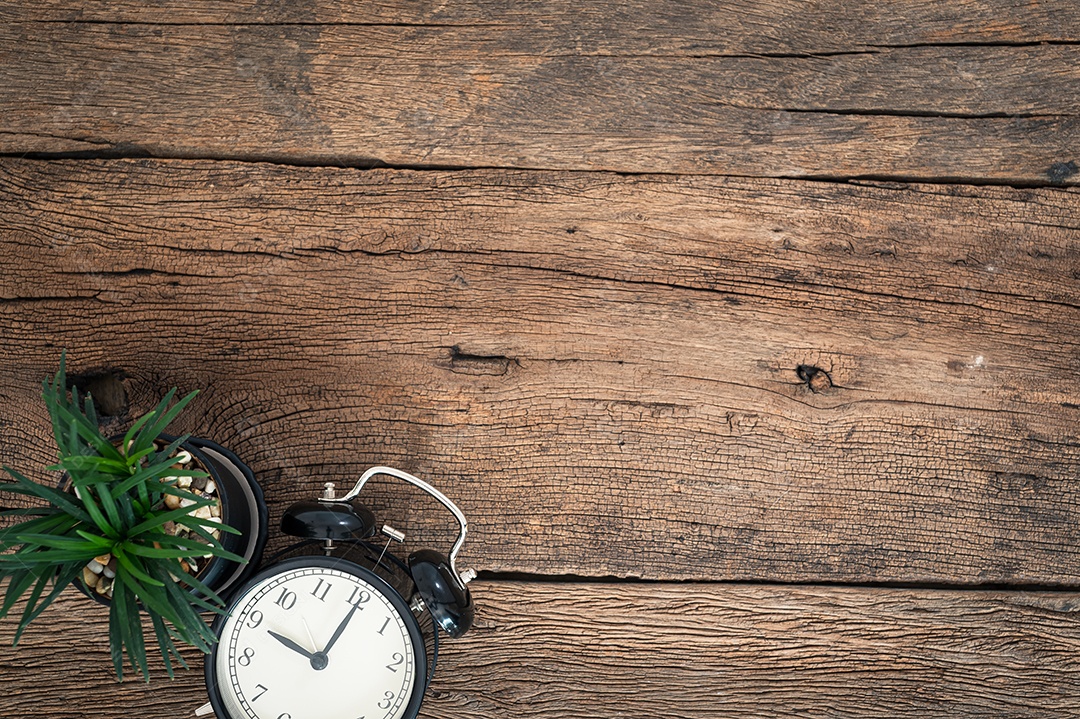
207;556;428;719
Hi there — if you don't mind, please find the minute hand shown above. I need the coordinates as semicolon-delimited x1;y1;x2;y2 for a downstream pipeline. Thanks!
322;603;359;655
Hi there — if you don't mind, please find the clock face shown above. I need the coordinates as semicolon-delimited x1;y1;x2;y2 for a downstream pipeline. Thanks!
208;556;426;719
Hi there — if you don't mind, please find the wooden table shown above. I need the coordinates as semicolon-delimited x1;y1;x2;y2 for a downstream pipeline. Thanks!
2;1;1079;716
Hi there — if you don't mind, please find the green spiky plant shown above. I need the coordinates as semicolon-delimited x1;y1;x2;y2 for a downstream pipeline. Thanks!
0;354;245;680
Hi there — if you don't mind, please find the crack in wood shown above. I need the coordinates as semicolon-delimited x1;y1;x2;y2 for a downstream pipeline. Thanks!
2;151;1076;190
437;345;517;376
770;107;1065;120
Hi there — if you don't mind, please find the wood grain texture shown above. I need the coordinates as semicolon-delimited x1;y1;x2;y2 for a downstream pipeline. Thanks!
5;0;1080;49
1;15;1078;182
2;158;1080;584
1;582;1078;718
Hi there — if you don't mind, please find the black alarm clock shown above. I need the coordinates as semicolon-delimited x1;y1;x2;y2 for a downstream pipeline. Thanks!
199;466;475;719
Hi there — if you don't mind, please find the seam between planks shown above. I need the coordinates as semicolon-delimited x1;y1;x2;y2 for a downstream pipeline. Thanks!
477;571;1080;593
1;152;1078;190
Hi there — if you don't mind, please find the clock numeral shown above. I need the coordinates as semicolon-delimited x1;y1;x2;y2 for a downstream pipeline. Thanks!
275;587;297;610
376;617;391;636
386;652;404;673
311;578;332;602
347;586;371;608
245;610;264;629
237;647;255;667
277;714;292;719
252;683;269;701
378;691;395;710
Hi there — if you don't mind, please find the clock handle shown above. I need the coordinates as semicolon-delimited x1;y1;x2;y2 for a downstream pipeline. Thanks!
340;466;469;577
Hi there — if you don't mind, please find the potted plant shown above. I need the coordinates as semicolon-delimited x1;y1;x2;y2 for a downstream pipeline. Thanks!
0;354;267;680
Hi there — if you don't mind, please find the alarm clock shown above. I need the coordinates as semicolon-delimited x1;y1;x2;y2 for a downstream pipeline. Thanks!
201;466;476;719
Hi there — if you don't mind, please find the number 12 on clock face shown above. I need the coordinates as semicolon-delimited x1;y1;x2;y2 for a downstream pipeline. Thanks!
207;557;428;719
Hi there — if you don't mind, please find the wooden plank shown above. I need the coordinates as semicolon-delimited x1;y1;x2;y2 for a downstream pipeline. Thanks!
0;21;1077;182
2;158;1080;584
5;0;1079;50
1;582;1078;717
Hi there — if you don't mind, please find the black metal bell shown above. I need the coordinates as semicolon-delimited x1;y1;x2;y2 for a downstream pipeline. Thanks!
409;548;474;638
280;500;377;540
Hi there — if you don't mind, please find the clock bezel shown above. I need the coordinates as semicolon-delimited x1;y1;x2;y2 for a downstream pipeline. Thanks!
205;554;429;719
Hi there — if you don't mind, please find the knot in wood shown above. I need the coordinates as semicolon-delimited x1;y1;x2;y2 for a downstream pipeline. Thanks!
795;364;833;393
69;369;129;417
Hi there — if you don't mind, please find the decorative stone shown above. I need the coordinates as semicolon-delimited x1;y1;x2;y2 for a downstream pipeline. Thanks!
176;476;192;489
175;450;193;465
96;576;112;595
180;497;196;508
87;559;104;574
93;553;111;566
194;505;213;520
82;566;100;588
103;557;117;579
204;480;216;495
191;474;208;491
165;493;182;510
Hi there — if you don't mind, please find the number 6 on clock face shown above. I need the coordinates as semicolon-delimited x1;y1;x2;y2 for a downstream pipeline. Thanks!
206;556;428;719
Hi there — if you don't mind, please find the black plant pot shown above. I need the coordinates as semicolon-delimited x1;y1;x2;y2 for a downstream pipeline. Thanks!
73;435;268;602
181;437;268;597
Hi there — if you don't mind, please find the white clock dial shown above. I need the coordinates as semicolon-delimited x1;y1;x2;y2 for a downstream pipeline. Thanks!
210;558;425;719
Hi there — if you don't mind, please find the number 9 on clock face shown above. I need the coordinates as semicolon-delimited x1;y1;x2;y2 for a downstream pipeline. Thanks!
206;556;428;719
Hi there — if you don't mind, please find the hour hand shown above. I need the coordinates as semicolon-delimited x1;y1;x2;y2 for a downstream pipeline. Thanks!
267;629;315;659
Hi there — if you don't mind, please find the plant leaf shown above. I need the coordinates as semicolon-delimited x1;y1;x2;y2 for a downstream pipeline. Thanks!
119;566;188;636
0;546;100;566
110;577;149;681
0;512;77;549
74;530;115;549
13;534;99;552
151;565;218;648
125;498;218;536
71;481;121;539
110;459;206;498
91;483;123;532
55;455;129;476
13;562;82;643
160;561;226;611
122;545;207;559
149;613;183;679
0;569;39;620
120;411;156;458
112;545;165;588
0;468;92;524
131;389;187;454
108;593;125;680
0;507;56;518
176;513;242;536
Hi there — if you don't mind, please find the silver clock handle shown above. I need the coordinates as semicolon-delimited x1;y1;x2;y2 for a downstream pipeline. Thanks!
340;466;469;576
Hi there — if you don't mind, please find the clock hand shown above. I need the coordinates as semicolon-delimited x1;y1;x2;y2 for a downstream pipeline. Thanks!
321;602;359;656
267;629;316;660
